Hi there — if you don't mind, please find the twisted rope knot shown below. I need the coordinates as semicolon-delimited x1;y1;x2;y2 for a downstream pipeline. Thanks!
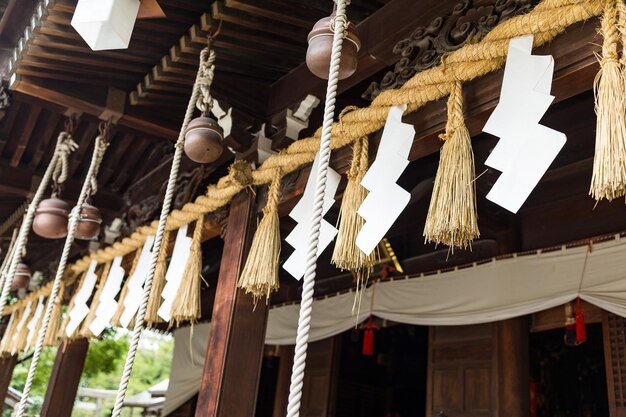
87;135;110;197
228;160;254;188
439;81;465;141
51;132;78;195
196;47;216;115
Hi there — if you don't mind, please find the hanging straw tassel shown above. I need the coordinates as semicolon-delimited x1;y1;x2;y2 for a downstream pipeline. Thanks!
146;230;171;326
111;250;141;327
0;310;18;355
238;169;282;303
590;0;626;201
170;217;204;325
80;262;110;338
44;282;65;347
424;81;479;250
332;137;378;272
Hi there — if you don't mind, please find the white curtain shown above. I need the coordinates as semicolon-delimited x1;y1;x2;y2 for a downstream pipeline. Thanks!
162;322;210;416
266;236;626;344
163;235;626;411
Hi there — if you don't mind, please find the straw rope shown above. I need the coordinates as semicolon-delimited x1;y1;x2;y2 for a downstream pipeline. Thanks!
54;0;603;284
15;132;108;417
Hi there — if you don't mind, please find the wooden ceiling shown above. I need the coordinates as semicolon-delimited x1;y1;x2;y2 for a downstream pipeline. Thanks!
0;0;391;274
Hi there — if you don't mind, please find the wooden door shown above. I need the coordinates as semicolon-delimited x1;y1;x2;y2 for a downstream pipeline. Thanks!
603;311;626;417
273;337;341;417
426;323;498;417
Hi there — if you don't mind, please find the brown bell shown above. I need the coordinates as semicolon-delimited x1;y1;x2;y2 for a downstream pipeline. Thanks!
10;263;31;292
75;203;102;240
183;116;224;164
306;16;361;80
33;197;71;239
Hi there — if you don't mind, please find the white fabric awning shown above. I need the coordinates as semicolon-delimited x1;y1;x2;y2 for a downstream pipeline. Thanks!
267;235;626;343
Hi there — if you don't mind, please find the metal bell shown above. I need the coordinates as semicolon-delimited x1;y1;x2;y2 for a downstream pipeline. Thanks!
183;115;224;164
33;197;71;239
75;203;102;240
306;16;361;80
11;263;31;292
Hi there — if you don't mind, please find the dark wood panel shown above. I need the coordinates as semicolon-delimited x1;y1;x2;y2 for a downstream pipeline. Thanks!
40;338;90;417
0;354;18;408
603;311;626;417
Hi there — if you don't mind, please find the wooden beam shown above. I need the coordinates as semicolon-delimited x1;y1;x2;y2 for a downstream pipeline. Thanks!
10;79;179;141
195;191;267;417
0;164;124;212
9;104;41;167
40;338;90;417
0;355;18;408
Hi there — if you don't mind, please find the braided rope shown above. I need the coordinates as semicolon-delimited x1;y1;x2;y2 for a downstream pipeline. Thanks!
51;132;78;197
196;46;216;115
15;134;108;417
0;228;18;296
286;1;348;416
0;131;77;318
109;44;210;417
57;0;603;281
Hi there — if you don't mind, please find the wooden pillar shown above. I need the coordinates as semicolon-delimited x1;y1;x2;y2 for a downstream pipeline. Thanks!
40;338;89;417
195;191;268;417
0;355;18;407
498;317;529;417
273;345;294;417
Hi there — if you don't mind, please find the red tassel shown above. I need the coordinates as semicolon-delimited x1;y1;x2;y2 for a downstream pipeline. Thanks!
362;328;374;356
576;298;587;344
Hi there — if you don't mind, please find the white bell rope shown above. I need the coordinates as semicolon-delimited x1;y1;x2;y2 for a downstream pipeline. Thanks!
110;44;214;417
0;227;18;296
14;132;108;417
0;131;77;318
286;1;349;416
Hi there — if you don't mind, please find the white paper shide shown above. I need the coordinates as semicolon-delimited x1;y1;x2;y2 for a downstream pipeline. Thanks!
120;235;155;328
89;255;126;336
65;260;99;337
158;225;192;322
356;105;414;256
283;153;340;280
483;34;566;213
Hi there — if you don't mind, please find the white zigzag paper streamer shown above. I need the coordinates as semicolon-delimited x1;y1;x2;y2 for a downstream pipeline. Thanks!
483;34;566;213
89;255;126;337
65;260;98;337
356;105;415;256
283;153;340;280
158;225;192;322
120;235;155;328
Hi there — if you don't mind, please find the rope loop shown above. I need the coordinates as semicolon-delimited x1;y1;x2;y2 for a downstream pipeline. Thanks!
51;130;79;197
196;42;217;115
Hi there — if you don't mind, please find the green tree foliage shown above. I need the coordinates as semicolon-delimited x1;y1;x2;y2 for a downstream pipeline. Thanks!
7;328;173;417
